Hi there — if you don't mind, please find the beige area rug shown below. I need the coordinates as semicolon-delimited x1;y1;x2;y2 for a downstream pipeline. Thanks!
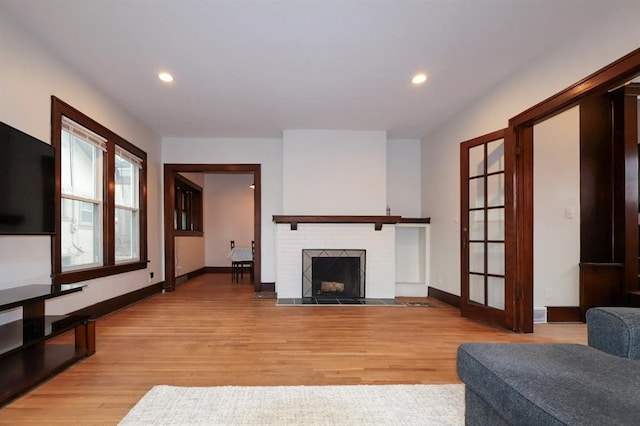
119;384;465;426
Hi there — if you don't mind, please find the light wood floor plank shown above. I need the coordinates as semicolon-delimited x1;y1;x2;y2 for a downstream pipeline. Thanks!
0;273;586;425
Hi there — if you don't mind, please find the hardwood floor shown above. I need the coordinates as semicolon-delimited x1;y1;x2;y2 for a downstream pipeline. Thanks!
0;273;586;425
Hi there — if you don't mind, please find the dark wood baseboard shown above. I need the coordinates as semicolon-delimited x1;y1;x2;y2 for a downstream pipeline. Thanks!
70;282;163;319
192;267;206;277
182;267;206;278
176;267;207;285
626;291;640;307
204;266;233;274
546;306;584;323
190;270;270;291
427;286;461;308
181;269;270;292
260;282;275;292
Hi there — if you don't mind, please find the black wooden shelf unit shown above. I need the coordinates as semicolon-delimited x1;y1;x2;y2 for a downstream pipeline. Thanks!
0;284;95;406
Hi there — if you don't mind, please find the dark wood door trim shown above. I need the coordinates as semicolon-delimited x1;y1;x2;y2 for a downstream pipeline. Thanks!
508;48;640;330
617;84;640;294
163;164;262;292
514;125;533;332
510;47;640;128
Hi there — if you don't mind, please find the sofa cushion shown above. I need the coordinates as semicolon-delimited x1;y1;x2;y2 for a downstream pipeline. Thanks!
586;307;640;359
457;343;640;425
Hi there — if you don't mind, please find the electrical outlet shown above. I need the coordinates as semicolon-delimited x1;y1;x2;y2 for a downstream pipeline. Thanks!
149;271;154;283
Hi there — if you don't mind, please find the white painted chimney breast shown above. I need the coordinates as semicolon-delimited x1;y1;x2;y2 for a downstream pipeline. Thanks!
282;130;387;215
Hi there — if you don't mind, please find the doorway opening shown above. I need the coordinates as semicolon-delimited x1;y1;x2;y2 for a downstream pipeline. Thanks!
163;164;262;292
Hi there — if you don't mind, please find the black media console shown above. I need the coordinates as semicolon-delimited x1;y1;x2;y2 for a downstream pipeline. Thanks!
0;284;95;406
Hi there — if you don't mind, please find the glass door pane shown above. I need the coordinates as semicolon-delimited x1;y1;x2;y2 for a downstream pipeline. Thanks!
469;145;485;177
469;210;485;240
469;274;485;304
469;242;485;274
487;174;504;207
487;243;505;275
487;208;505;240
469;177;485;209
487;139;505;173
487;277;505;309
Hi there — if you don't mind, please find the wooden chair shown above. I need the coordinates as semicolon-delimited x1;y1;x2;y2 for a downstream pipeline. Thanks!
230;240;254;283
247;240;255;282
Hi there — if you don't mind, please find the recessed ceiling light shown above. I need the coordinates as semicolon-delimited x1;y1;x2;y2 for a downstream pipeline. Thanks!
158;72;174;83
412;73;427;85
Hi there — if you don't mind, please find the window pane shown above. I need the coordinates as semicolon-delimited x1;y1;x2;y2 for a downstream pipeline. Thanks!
115;208;139;262
115;154;139;208
61;130;103;200
61;198;102;269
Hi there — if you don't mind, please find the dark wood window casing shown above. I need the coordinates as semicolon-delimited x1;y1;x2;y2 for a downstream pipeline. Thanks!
51;97;148;289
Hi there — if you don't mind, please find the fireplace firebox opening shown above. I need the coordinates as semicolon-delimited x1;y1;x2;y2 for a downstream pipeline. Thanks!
302;249;366;300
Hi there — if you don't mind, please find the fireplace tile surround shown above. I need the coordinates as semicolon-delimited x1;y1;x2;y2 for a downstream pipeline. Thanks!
302;249;366;299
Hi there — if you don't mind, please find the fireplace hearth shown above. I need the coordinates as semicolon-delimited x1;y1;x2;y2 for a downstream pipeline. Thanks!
302;249;366;300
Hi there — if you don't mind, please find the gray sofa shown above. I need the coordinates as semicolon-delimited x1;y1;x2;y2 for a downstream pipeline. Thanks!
457;307;640;425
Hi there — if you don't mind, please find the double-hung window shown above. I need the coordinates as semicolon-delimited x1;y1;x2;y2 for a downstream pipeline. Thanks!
60;117;105;270
115;147;141;262
52;97;147;287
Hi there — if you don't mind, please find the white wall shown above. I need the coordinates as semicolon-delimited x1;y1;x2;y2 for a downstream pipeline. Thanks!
395;227;422;283
533;107;580;307
165;134;422;286
204;174;254;266
175;236;205;277
282;130;387;215
422;4;640;298
387;138;426;295
179;172;205;187
387;139;421;217
0;12;162;316
162;138;283;283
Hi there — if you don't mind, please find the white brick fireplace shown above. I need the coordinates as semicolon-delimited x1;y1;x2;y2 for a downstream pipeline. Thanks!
275;223;396;298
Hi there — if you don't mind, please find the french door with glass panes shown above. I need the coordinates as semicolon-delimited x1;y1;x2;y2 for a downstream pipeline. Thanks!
460;129;515;330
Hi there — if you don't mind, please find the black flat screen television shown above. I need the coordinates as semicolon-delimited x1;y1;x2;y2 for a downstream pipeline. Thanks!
0;121;55;235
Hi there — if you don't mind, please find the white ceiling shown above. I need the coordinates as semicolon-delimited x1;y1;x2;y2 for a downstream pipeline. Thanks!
0;0;627;139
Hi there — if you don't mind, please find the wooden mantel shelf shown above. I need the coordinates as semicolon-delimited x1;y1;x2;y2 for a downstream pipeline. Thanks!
272;215;430;231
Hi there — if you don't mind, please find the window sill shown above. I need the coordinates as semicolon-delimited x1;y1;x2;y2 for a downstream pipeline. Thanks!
54;260;148;286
